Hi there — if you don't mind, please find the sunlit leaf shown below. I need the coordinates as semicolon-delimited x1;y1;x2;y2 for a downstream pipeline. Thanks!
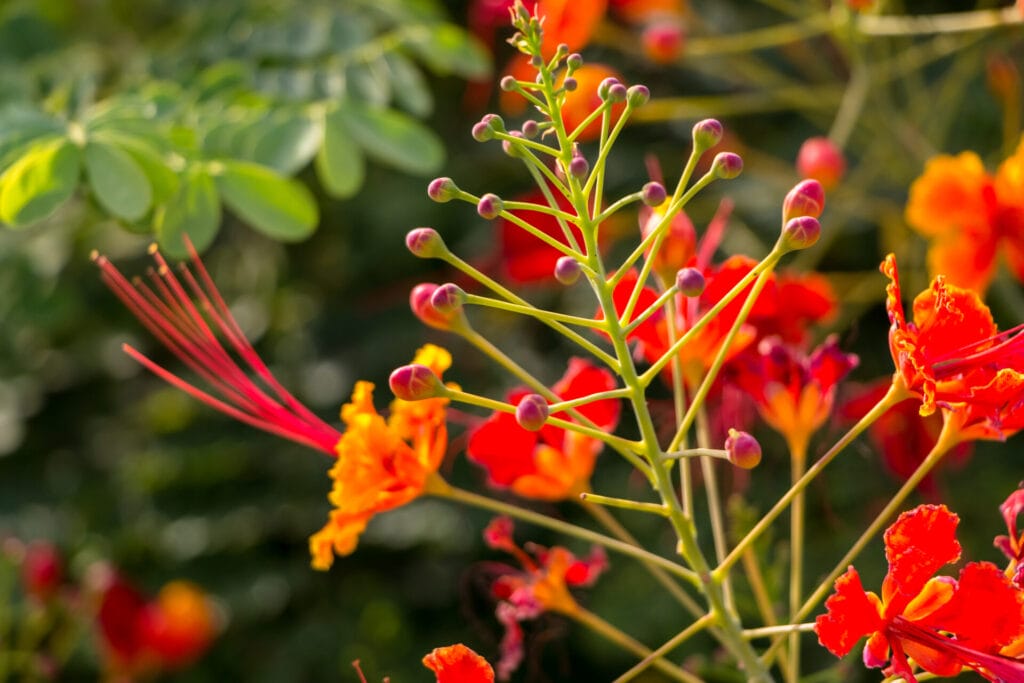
337;102;443;176
403;24;491;80
315;107;365;198
215;160;317;241
0;137;81;227
84;140;153;221
154;167;220;258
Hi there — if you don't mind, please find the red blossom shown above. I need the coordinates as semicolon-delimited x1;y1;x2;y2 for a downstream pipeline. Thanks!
467;358;620;500
996;484;1024;569
423;644;495;683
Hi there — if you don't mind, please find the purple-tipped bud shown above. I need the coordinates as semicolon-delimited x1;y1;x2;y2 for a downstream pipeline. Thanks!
502;130;526;158
782;179;826;222
477;193;504;219
500;75;518;92
597;77;620;99
626;84;650;107
427;177;459;203
566;53;583;70
411;283;461;331
711;152;743;179
675;267;706;297
725;429;761;469
562;77;578;92
530;54;544;68
389;364;445;402
554;256;582;285
472;120;494;142
692;118;724;151
780;216;821;251
430;283;465;315
568;155;589;179
641;181;667;207
607;82;628;102
405;227;447;258
521;120;539;138
555;43;569;58
515;394;549;431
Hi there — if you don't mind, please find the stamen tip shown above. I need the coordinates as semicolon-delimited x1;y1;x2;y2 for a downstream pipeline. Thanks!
147;243;160;255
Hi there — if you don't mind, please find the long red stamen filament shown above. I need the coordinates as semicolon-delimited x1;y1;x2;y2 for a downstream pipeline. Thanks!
93;243;342;456
931;322;1024;379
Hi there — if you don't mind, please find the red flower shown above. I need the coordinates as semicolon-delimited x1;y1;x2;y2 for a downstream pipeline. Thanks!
94;242;342;456
483;517;607;680
731;335;857;454
995;485;1024;574
815;505;1024;682
21;542;62;601
467;358;620;500
423;644;495;683
883;253;1024;440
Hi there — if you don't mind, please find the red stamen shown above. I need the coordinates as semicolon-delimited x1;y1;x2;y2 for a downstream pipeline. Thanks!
93;242;342;457
931;322;1024;379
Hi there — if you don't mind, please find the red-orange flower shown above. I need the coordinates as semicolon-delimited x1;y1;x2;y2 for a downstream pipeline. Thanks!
423;644;495;683
467;358;620;500
906;137;1024;293
883;253;1024;440
309;345;452;569
816;504;1024;682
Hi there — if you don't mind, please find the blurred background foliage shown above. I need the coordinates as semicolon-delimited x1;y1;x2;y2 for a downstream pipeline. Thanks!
1;0;1023;681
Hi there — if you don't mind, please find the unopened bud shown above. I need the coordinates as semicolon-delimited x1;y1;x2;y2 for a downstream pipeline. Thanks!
406;227;447;258
389;364;445;401
477;193;504;219
568;154;589;179
521;120;539;138
515;394;549;431
597;77;620;99
566;53;583;70
530;54;544;68
725;429;761;469
554;256;582;285
642;22;685;65
782;179;825;222
692;119;724;151
427;177;459;203
711;152;743;179
607;82;628;102
411;283;461;331
796;137;845;190
500;75;518;92
430;283;465;315
472;120;494;142
676;267;706;297
641;181;667;207
502;130;526;158
626;84;650;107
562;77;578;92
555;43;569;58
780;216;821;251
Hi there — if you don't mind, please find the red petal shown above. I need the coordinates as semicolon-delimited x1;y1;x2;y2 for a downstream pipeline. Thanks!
423;644;495;683
467;411;541;487
919;562;1024;651
881;505;961;615
815;567;884;657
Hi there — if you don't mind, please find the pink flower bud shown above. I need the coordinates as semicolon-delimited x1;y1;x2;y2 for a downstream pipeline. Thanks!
430;283;465;315
562;77;578;92
641;182;667;207
427;177;458;203
796;137;845;190
711;152;743;179
693;119;724;151
477;193;504;219
389;364;445;401
725;429;761;469
405;227;447;258
410;283;459;331
676;267;706;297
515;394;549;431
782;179;825;222
568;155;589;179
781;216;821;251
554;256;582;285
626;84;650;107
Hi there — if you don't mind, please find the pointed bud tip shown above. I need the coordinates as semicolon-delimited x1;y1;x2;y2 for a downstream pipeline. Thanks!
389;364;445;402
515;394;549;431
783;179;826;222
725;429;761;469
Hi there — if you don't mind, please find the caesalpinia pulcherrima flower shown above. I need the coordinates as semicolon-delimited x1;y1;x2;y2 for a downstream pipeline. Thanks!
483;516;606;680
815;504;1024;682
906;136;1024;293
423;643;495;683
309;344;452;570
883;253;1024;440
467;358;620;500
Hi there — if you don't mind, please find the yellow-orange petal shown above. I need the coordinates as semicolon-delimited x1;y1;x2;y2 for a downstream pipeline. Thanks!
906;151;990;238
925;223;999;293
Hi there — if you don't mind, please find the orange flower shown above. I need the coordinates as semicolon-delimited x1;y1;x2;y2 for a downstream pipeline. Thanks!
906;137;1024;292
883;254;1024;440
815;505;1024;682
423;644;495;683
308;345;451;570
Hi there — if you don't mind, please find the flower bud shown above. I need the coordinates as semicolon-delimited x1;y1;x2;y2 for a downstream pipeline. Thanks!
21;542;62;601
477;193;504;220
562;77;578;92
427;177;459;203
568;154;589;180
780;216;821;251
515;394;549;431
675;267;706;297
502;130;526;158
530;54;544;68
641;181;667;207
711;152;743;179
692;119;724;151
389;364;445;401
606;82;628;102
566;53;583;70
405;227;447;259
500;75;518;92
725;429;761;469
555;43;569;58
411;283;461;331
626;84;650;107
554;256;582;285
430;283;465;315
782;179;825;222
521;120;539;138
796;137;845;190
472;121;493;142
597;77;620;99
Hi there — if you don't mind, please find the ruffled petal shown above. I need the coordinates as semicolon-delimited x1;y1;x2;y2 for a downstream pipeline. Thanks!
423;644;495;683
815;567;884;657
881;505;961;615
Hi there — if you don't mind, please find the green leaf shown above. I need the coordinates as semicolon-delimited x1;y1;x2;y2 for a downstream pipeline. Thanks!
385;53;433;117
0;137;81;227
215;160;318;241
155;168;221;259
315;107;365;198
337;102;443;176
345;59;390;108
93;132;180;205
252;114;322;175
403;24;491;80
84;140;153;221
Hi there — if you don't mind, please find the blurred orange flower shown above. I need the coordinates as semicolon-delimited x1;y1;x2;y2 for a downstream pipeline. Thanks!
423;644;495;683
906;137;1024;293
308;345;452;569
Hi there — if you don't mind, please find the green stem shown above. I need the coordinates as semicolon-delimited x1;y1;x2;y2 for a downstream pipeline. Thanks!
612;615;715;683
464;293;606;330
621;284;678;336
433;482;700;587
696;404;733;614
855;6;1022;36
579;492;668;517
744;623;816;639
786;440;808;683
